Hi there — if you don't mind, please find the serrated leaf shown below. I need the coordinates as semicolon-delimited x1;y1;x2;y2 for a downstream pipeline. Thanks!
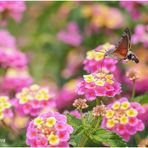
90;128;127;147
131;93;148;104
66;113;82;128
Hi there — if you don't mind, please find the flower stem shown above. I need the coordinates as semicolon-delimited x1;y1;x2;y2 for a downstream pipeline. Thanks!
132;80;136;99
78;133;89;147
79;109;84;125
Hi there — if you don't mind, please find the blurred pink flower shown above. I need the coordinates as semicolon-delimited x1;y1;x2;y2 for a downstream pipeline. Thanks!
101;97;145;142
132;24;148;48
0;1;26;25
120;1;148;20
58;22;82;46
77;72;121;101
62;50;84;78
14;84;55;117
0;47;27;68
56;79;79;110
0;96;13;120
26;112;73;147
0;30;16;48
138;105;148;125
2;68;33;94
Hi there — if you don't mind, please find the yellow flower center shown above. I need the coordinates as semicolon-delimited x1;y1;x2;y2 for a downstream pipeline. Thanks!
126;108;138;117
48;134;60;145
34;117;44;126
121;102;130;110
106;119;115;128
106;110;114;118
84;74;95;83
95;79;105;86
86;50;96;60
46;117;56;128
120;115;129;124
112;102;120;110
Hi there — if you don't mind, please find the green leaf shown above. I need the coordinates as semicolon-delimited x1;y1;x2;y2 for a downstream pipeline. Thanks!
131;93;148;104
90;128;127;147
66;113;82;128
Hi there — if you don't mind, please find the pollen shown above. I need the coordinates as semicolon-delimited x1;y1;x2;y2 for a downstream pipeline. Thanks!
106;119;115;128
48;134;60;145
34;117;44;126
0;96;8;103
46;117;56;128
84;74;95;83
112;102;120;110
95;79;105;86
95;52;104;60
126;108;138;117
121;101;130;110
19;97;28;104
106;79;114;84
86;50;96;60
3;102;11;109
105;74;113;80
120;115;129;124
106;110;114;118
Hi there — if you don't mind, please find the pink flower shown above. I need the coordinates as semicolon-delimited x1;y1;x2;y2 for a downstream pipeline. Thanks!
0;47;27;68
101;98;145;141
58;22;82;46
0;96;13;120
0;1;26;25
26;112;73;147
2;68;32;94
14;84;56;117
138;105;148;125
120;1;148;20
0;30;16;48
56;79;79;110
83;43;121;81
77;72;121;101
132;25;148;48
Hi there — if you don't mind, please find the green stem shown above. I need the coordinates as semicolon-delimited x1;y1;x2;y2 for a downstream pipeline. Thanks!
132;80;136;99
78;133;89;147
93;116;102;133
96;97;99;105
79;109;84;125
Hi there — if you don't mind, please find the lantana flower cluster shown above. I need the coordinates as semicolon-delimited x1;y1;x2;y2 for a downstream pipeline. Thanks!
0;1;26;25
14;84;55;117
83;43;118;74
2;68;33;93
26;112;73;147
101;98;145;141
0;47;27;68
0;30;16;48
0;96;13;120
77;72;121;101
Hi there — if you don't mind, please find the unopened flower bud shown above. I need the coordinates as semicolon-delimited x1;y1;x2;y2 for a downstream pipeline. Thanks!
73;98;88;109
92;104;106;117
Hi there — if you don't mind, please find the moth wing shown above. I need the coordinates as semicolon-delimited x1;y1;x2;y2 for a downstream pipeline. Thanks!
112;29;130;60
